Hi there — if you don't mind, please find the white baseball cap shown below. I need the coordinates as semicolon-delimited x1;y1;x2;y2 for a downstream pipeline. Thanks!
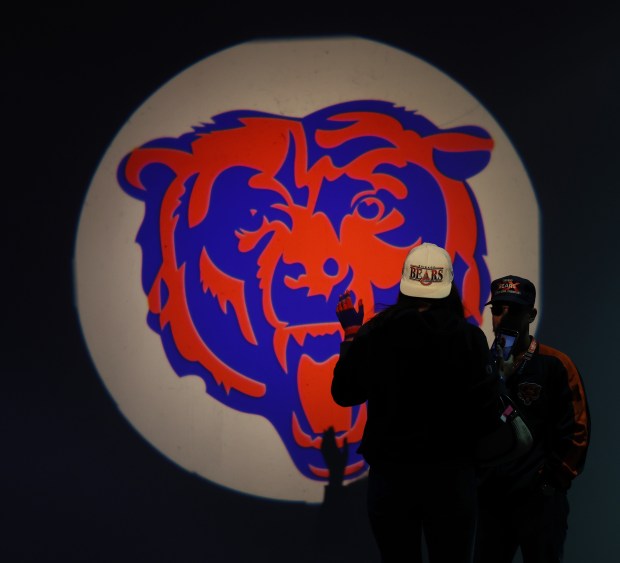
399;242;454;299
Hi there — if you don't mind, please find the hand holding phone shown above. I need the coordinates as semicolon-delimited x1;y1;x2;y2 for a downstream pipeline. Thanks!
492;328;519;379
493;328;519;362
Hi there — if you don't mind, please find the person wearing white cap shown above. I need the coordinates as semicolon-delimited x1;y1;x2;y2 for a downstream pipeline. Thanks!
331;242;502;563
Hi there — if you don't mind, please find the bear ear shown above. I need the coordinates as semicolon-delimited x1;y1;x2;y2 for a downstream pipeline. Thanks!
431;125;493;181
433;148;492;181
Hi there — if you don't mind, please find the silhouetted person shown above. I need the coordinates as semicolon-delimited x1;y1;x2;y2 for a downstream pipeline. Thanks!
331;243;502;563
475;276;590;563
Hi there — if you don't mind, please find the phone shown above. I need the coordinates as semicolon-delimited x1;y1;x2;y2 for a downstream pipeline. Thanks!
493;328;519;361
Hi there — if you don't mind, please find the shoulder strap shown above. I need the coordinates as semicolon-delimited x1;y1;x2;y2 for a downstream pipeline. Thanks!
514;337;537;376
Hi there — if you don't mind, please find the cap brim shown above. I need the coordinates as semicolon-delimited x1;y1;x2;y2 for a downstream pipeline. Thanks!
485;294;532;307
400;279;451;299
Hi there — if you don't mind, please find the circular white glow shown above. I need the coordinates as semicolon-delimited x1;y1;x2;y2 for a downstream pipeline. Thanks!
75;37;539;502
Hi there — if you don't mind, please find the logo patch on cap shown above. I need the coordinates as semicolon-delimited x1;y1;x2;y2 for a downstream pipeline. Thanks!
408;265;445;286
497;279;521;294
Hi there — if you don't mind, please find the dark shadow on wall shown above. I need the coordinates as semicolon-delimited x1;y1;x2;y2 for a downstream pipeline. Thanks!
303;427;380;562
3;376;380;562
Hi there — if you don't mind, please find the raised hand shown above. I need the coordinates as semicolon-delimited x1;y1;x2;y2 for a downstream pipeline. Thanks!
336;290;364;341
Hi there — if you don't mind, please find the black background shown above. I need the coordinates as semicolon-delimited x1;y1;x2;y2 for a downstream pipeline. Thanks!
4;8;619;562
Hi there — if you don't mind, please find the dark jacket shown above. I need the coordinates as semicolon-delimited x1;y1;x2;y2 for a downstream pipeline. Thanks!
478;339;590;497
331;303;501;466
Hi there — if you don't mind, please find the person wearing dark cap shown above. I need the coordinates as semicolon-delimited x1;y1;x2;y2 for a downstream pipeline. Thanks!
475;275;591;563
331;243;503;563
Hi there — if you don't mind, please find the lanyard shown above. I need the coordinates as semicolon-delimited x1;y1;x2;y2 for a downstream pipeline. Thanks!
513;336;537;376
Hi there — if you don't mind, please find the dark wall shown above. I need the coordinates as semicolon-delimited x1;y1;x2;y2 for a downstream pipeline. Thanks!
5;10;618;562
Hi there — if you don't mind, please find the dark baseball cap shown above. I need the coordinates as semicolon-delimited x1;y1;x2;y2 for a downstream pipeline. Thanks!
485;275;536;307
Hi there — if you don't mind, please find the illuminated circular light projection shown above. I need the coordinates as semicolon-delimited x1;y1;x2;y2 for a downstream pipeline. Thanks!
74;37;539;502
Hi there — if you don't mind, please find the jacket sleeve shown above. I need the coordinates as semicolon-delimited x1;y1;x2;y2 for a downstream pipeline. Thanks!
541;345;590;489
331;324;373;407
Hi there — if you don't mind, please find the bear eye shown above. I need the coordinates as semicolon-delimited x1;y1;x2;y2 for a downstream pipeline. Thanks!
353;196;385;221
